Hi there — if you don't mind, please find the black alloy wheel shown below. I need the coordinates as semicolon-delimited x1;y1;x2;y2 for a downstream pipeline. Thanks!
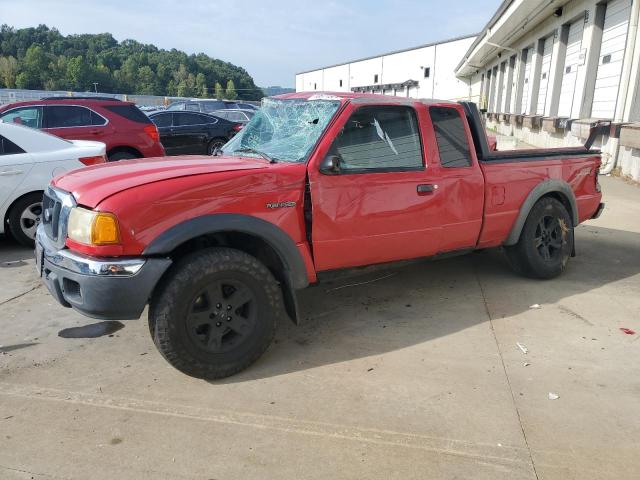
187;279;257;353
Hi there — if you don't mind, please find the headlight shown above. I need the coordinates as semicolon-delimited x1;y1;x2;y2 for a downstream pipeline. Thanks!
67;207;120;245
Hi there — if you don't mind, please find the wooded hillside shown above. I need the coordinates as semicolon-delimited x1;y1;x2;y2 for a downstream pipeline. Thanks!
0;24;263;100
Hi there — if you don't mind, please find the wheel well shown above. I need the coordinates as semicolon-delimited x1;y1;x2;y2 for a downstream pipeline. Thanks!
4;190;43;227
107;146;142;159
541;192;575;226
166;231;298;323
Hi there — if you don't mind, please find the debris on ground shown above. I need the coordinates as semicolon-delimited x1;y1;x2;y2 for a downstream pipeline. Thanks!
516;342;528;354
523;362;531;367
548;392;560;400
529;304;541;309
619;327;636;335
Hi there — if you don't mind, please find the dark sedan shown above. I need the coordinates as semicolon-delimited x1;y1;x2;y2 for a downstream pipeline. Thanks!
149;111;241;155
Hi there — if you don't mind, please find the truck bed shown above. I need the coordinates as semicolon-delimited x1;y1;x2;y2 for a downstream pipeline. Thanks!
455;103;603;250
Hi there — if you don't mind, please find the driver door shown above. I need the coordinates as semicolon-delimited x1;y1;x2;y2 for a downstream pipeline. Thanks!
308;104;443;271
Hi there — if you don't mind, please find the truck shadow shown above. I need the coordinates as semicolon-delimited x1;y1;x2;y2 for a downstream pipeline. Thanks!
0;235;33;264
217;224;640;383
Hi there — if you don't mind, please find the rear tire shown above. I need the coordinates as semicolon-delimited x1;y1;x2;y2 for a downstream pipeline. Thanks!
505;197;573;279
8;192;43;247
149;248;281;379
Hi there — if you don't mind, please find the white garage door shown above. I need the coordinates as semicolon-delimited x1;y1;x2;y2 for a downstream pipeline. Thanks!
520;48;532;114
536;35;555;114
489;66;498;111
497;62;506;112
592;0;632;119
558;19;585;117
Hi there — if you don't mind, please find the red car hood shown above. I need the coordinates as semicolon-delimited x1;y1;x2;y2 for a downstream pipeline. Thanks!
53;155;269;208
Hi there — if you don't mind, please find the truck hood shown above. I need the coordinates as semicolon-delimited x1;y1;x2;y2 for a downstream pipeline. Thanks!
53;155;269;208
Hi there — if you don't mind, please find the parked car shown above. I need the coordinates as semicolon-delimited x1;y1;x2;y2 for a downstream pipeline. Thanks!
0;121;105;246
148;111;241;155
167;99;243;113
234;102;259;111
211;109;255;124
0;97;164;161
35;92;604;379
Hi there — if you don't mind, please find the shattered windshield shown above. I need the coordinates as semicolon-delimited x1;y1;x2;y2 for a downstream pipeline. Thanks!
221;97;341;163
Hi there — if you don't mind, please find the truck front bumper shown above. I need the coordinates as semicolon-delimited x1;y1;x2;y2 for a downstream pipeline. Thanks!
36;227;171;320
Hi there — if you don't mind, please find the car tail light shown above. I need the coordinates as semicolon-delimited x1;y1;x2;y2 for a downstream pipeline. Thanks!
232;124;243;132
79;155;107;166
144;124;160;142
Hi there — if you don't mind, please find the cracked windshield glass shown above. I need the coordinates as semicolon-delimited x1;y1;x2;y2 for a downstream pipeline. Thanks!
222;97;341;162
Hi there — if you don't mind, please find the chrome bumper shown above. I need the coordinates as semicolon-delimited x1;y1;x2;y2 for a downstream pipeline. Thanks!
36;226;171;320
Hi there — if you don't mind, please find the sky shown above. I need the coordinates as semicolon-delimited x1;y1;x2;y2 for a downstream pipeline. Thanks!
0;0;500;87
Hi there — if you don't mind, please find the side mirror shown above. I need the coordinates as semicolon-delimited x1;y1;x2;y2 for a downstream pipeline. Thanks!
319;155;341;175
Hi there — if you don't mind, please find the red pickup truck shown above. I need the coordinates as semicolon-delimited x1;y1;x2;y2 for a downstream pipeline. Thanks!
36;92;604;379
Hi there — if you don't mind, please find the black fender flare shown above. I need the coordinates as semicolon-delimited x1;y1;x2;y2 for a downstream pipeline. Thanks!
504;179;579;246
143;214;310;290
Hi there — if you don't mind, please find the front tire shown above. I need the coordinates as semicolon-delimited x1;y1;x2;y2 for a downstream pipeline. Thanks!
505;197;574;279
149;248;280;379
8;192;43;247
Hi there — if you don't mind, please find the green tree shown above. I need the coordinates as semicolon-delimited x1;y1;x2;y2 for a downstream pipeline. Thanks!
225;79;237;100
65;55;92;90
137;65;156;94
0;24;264;100
214;82;223;100
0;55;18;87
17;44;48;88
195;72;207;97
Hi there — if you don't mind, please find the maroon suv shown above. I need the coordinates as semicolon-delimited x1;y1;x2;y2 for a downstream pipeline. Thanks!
0;97;165;161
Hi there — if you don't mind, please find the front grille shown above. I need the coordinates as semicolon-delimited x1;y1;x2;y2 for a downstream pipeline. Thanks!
42;186;76;249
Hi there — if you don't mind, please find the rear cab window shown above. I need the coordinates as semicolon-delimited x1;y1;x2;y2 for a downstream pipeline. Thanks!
429;106;472;168
331;105;424;173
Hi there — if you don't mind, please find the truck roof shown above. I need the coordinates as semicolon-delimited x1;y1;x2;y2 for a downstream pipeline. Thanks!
272;91;457;106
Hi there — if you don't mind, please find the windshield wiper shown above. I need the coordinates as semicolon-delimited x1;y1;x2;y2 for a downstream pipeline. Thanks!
234;148;278;163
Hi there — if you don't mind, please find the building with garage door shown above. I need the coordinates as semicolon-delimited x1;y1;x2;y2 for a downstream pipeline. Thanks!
295;34;477;102
456;0;640;181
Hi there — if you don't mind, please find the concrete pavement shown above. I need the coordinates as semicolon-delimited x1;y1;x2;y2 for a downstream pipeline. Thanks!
0;176;638;479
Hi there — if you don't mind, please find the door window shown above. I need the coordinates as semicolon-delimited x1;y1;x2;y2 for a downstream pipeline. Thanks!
45;106;93;128
227;111;245;122
175;113;206;126
1;107;43;129
152;113;173;128
213;111;230;120
429;107;472;168
186;103;200;112
201;101;227;112
331;106;423;172
0;135;26;155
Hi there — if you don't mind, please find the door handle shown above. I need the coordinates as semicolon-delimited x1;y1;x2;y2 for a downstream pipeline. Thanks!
0;169;23;176
417;184;438;195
